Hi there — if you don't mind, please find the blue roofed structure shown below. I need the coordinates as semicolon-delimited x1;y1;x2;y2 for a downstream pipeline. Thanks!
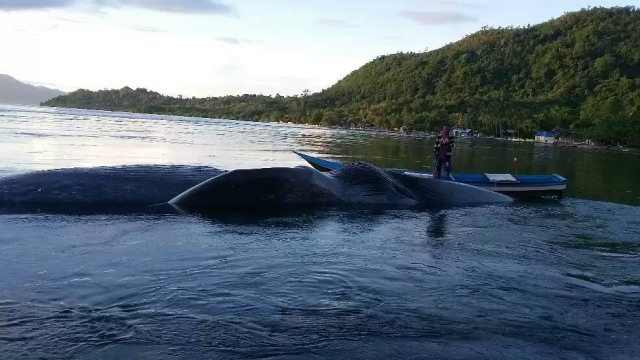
535;131;557;143
535;131;556;137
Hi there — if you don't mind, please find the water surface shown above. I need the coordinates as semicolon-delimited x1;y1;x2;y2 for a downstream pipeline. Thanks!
1;105;639;359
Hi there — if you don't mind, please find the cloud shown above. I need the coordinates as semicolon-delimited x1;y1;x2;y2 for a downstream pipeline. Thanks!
419;0;481;8
215;36;259;45
0;0;236;14
131;26;166;33
53;16;86;23
438;0;477;8
114;0;234;14
399;11;477;25
0;0;75;10
316;18;353;28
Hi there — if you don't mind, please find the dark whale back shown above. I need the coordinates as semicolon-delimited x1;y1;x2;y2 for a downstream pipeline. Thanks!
168;166;342;212
169;162;512;212
389;171;513;205
0;165;221;213
329;162;416;199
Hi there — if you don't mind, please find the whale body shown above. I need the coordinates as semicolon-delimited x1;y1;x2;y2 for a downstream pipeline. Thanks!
169;162;512;212
0;162;512;214
0;165;221;213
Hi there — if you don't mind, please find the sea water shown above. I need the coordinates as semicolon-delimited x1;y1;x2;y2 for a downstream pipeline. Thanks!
1;105;639;359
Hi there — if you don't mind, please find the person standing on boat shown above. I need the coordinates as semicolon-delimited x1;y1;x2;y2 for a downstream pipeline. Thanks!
433;125;455;179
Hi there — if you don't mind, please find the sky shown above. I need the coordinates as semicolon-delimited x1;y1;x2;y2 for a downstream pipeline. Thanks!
1;0;638;97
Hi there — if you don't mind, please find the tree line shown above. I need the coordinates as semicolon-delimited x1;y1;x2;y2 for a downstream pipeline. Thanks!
43;6;640;147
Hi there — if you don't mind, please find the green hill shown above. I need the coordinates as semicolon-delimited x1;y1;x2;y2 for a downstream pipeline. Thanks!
43;6;640;146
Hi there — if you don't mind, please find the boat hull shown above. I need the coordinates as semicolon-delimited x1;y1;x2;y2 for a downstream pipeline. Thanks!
293;151;568;197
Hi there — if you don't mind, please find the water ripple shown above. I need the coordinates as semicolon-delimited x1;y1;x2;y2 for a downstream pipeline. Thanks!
2;106;640;359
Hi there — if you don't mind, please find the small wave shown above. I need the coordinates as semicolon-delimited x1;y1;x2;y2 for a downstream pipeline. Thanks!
0;301;139;359
14;131;52;138
553;233;640;255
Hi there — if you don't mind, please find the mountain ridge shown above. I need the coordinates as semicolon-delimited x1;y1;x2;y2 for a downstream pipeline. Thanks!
0;74;66;106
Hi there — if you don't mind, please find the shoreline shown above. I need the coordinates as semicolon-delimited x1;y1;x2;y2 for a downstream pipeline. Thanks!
278;121;637;153
6;104;638;153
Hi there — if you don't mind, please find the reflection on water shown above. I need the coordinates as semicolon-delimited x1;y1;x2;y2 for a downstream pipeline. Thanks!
427;212;447;239
0;105;337;171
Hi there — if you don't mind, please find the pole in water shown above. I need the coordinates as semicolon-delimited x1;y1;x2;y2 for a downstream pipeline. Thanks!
513;157;518;175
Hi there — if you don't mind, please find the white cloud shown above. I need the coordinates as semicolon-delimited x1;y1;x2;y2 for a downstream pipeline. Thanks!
399;10;478;25
215;36;259;45
0;0;235;14
316;18;353;28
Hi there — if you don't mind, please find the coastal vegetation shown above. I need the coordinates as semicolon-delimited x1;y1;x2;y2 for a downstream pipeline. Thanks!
43;7;640;147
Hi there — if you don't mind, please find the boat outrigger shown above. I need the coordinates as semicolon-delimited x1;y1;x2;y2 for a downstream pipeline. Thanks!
293;151;568;198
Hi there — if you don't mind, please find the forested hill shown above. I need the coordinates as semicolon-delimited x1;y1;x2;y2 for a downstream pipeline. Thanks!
44;6;640;147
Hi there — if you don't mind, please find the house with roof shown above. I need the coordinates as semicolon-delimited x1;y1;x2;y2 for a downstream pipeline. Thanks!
452;127;474;137
535;131;557;143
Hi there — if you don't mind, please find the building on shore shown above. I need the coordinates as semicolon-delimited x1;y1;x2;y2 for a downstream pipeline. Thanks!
535;131;557;143
451;127;474;137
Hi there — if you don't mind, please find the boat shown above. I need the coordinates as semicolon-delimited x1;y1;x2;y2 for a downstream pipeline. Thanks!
293;151;568;197
294;151;341;171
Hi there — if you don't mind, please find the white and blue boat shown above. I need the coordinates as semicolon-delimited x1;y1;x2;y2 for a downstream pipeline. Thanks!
293;151;568;198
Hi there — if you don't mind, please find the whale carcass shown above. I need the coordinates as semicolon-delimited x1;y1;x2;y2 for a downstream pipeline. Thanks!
169;162;512;212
